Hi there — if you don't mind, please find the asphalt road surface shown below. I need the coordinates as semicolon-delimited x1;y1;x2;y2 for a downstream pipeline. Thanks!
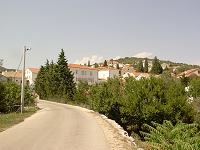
0;100;110;150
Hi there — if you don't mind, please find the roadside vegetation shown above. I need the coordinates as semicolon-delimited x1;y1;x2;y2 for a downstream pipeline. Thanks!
0;80;36;131
0;108;36;132
35;50;200;149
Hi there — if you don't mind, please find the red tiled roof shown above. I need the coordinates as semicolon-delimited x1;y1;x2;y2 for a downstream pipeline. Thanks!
68;64;98;70
2;71;22;78
178;68;200;77
28;68;40;74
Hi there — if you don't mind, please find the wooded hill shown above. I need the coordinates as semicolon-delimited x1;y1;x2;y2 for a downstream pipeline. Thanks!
117;56;200;73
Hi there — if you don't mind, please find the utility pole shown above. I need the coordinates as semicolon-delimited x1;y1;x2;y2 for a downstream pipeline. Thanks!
20;46;30;113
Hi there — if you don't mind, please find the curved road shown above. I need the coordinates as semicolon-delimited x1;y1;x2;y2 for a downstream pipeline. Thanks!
0;100;110;150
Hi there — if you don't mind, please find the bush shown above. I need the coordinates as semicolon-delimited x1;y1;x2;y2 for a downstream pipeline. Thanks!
141;120;200;150
0;82;35;113
85;77;196;138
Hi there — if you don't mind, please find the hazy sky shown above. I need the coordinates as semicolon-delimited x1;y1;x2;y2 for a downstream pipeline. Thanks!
0;0;200;69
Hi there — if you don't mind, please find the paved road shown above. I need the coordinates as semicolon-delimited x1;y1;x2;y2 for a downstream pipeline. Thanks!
0;100;110;150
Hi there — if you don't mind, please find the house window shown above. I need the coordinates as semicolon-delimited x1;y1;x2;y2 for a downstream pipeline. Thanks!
90;71;93;76
85;71;87;75
76;70;78;74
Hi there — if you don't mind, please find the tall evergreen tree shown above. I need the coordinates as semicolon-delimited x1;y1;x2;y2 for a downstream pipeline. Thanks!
94;63;99;68
144;58;148;73
35;49;75;101
116;64;120;69
103;60;108;67
136;60;144;72
56;49;75;100
87;60;91;67
151;56;163;74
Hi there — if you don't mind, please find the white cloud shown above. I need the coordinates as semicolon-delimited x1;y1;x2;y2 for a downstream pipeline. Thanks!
113;56;121;60
133;52;153;58
74;55;104;65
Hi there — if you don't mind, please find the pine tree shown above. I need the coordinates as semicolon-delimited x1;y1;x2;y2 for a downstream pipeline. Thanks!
151;56;163;74
94;63;99;68
136;60;144;72
35;49;76;101
103;60;108;67
56;49;76;100
87;60;91;67
116;64;120;69
144;58;148;73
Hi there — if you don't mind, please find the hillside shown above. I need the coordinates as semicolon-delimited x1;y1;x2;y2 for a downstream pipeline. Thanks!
116;57;200;73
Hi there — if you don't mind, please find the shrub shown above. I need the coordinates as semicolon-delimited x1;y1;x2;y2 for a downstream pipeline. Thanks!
141;120;200;150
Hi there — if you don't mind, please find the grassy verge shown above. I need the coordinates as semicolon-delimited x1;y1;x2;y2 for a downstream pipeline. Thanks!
0;107;37;132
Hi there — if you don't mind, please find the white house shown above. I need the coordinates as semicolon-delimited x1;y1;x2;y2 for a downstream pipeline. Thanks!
69;64;98;84
25;68;40;85
98;68;120;81
121;65;135;76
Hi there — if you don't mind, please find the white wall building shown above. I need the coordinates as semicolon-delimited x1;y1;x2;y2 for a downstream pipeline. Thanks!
69;64;98;84
25;68;40;85
98;68;119;81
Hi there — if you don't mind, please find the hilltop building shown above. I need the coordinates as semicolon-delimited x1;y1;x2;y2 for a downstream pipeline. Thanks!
2;70;22;84
69;64;98;84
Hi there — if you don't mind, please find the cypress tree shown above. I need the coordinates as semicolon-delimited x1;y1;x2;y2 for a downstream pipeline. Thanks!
144;58;148;73
136;60;144;72
35;49;76;101
103;60;108;67
88;60;91;67
56;49;75;100
151;56;163;74
94;63;99;68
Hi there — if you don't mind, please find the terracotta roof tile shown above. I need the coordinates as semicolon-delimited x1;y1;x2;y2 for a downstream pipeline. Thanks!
68;64;98;70
28;68;40;74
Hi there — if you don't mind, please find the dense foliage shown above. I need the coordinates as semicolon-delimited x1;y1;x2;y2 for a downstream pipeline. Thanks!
144;58;148;73
0;82;35;113
35;49;75;102
141;120;200;150
151;57;163;74
73;77;197;139
136;60;144;72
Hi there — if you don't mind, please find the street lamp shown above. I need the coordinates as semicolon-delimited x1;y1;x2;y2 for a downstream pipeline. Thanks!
20;46;30;113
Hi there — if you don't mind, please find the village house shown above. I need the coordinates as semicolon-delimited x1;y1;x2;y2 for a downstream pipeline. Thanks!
25;68;40;85
69;64;98;84
120;64;135;76
122;71;150;80
98;68;120;81
2;70;22;84
177;68;200;78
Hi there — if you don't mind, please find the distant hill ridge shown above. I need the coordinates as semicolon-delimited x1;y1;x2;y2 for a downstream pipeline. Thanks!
113;56;200;74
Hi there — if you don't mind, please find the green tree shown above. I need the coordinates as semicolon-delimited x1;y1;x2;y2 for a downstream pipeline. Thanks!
141;120;200;150
87;60;91;67
103;60;108;67
189;77;200;98
56;49;75;100
94;63;99;68
136;60;144;72
144;58;148;73
151;56;163;74
116;64;120;69
35;49;76;102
